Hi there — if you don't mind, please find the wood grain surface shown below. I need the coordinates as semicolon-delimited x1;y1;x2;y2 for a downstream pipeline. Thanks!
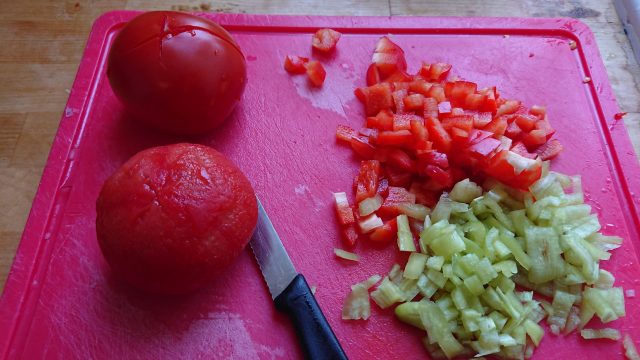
0;0;638;293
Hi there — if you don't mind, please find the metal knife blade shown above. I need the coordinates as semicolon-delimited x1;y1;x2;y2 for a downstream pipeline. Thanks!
249;199;298;299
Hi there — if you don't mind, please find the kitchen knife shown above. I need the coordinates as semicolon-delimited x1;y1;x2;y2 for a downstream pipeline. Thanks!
250;199;347;360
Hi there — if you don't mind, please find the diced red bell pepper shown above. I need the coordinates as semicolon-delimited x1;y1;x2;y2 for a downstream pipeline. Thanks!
529;105;547;118
442;115;474;132
377;178;390;197
505;122;523;140
409;79;433;96
514;114;538;132
438;101;452;115
414;139;433;158
350;135;376;159
419;150;449;168
464;93;486;110
496;100;521;116
521;129;547;149
478;87;498;113
468;129;494;145
372;36;408;77
410;119;428;142
378;186;416;218
425;117;452;153
392;114;414;131
427;85;446;103
393;89;409;114
393;82;411;91
469;137;502;159
484;150;517;183
386;166;412;188
483;116;508;138
535;139;563;160
445;81;478;107
305;61;326;87
355;83;394;116
355;160;381;202
311;28;341;53
421;62;452;82
424;97;439;119
369;218;397;243
449;127;470;148
424;165;452;188
511;141;537;159
534;118;556;139
377;130;414;147
387;148;415;172
366;109;394;131
385;70;412;83
468;111;493;128
366;63;381;86
359;127;379;144
284;55;309;74
403;94;425;112
341;224;359;247
336;125;357;142
449;167;466;184
334;192;355;225
409;183;439;207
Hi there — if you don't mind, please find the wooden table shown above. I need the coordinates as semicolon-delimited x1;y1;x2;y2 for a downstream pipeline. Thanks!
0;0;638;292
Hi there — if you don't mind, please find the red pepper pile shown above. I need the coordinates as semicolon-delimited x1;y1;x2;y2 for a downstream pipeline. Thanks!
334;36;563;247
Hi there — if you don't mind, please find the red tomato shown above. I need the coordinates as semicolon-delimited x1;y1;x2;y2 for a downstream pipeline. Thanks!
96;144;257;294
312;28;342;53
306;61;327;87
284;55;309;74
107;11;246;135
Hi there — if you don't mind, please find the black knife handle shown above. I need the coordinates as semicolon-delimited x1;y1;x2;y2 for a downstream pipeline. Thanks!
274;274;348;360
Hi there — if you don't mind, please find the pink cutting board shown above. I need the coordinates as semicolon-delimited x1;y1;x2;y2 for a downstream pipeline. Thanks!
1;12;640;359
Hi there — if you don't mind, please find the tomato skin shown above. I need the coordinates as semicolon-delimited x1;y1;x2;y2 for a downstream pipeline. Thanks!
107;11;246;135
96;144;257;294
